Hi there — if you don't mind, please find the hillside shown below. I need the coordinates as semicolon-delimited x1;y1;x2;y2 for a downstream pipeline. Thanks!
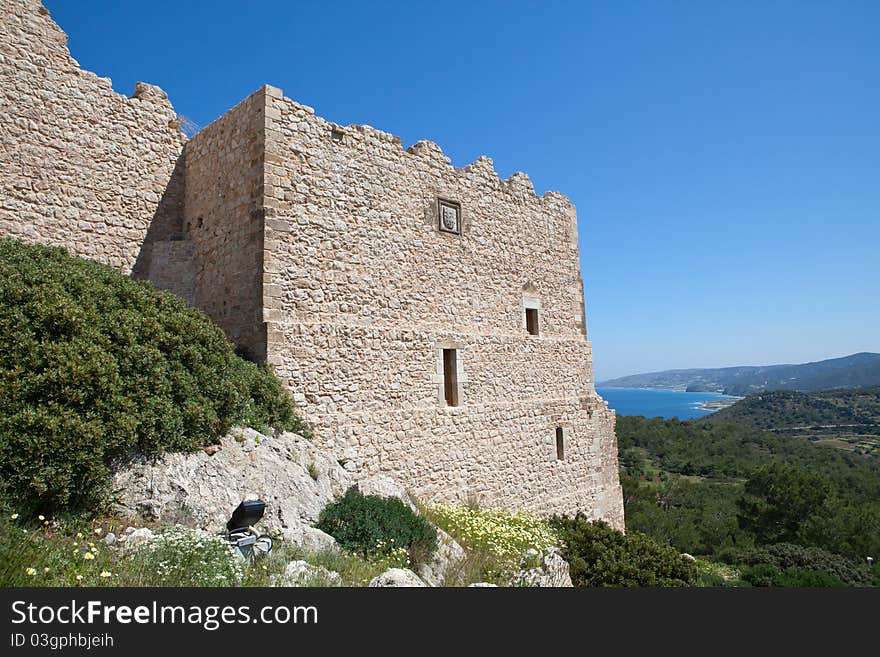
704;386;880;429
599;352;880;395
700;386;880;455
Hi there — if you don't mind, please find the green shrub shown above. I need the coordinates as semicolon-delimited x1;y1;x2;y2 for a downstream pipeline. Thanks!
550;514;697;587
725;543;872;587
316;489;437;567
0;238;307;512
740;564;846;588
122;526;242;586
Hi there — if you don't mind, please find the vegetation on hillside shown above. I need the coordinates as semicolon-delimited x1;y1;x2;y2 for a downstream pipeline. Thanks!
702;387;880;455
0;238;307;514
618;413;880;586
550;515;697;587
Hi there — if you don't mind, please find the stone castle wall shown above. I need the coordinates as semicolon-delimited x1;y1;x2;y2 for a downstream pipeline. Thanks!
0;0;185;274
256;89;623;523
183;88;269;361
0;0;624;527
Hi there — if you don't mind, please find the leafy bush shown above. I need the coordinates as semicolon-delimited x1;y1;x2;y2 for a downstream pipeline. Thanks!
0;239;307;512
740;564;846;588
428;503;558;580
723;542;872;587
123;527;242;586
550;514;697;587
316;489;437;567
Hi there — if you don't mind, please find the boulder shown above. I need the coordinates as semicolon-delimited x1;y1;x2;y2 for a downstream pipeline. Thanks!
282;522;339;554
112;429;352;533
121;527;154;546
418;528;466;586
276;560;342;587
368;568;427;587
510;547;573;587
351;475;417;511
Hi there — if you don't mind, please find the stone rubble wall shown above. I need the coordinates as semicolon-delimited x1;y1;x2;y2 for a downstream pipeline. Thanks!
0;0;185;274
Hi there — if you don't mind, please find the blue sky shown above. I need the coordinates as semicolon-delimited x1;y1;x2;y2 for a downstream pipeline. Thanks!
46;0;879;380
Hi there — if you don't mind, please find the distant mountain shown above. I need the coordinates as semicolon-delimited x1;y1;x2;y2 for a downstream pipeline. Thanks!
598;352;880;396
701;385;880;431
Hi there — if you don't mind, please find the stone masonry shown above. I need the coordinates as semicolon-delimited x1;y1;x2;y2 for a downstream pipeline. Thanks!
0;0;624;528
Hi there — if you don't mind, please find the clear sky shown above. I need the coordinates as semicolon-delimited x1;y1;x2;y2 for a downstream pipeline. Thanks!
45;0;879;380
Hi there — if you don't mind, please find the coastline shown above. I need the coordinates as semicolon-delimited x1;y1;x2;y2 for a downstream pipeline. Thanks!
596;387;743;420
694;396;743;413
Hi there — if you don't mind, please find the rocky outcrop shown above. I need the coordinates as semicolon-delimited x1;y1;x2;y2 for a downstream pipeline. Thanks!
510;548;573;587
418;528;467;586
368;568;427;587
112;428;351;536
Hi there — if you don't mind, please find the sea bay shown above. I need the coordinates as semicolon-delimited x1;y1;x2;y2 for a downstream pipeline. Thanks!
596;387;740;420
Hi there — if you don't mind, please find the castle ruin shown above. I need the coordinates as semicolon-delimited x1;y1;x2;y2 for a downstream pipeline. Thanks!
0;0;624;527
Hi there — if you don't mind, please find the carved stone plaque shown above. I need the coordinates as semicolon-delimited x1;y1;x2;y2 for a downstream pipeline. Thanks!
438;199;461;234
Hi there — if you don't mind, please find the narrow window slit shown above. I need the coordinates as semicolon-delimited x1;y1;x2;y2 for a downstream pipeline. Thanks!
526;307;539;336
556;427;565;460
443;348;459;407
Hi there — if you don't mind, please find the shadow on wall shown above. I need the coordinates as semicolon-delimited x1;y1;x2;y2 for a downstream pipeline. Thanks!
131;154;194;304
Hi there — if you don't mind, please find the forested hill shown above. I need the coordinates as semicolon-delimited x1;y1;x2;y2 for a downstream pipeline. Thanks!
599;352;880;395
702;386;880;432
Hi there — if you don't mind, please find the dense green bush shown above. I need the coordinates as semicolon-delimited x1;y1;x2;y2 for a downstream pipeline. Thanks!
722;543;873;587
740;564;846;588
0;238;307;512
550;514;697;587
316;489;437;566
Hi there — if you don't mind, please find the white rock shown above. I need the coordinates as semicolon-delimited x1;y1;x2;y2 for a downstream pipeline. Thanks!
282;523;339;554
278;560;342;587
125;527;154;546
509;547;573;587
368;568;427;587
467;583;498;587
418;528;466;586
102;532;116;545
112;429;352;532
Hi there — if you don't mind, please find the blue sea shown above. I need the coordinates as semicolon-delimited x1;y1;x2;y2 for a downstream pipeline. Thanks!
596;387;739;420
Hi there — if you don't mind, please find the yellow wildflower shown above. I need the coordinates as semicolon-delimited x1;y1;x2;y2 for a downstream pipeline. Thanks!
84;552;94;560
38;515;45;521
99;571;112;578
10;513;18;520
26;567;36;576
94;528;103;535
